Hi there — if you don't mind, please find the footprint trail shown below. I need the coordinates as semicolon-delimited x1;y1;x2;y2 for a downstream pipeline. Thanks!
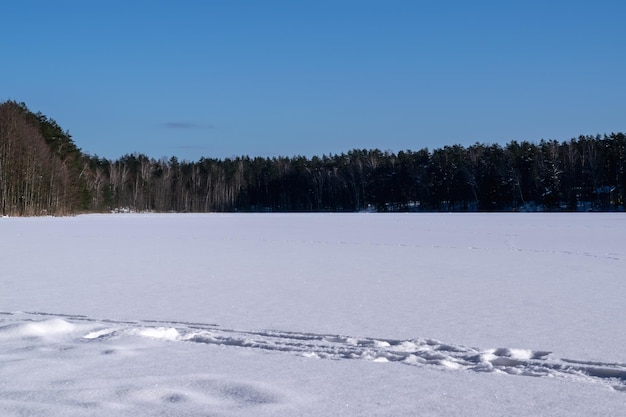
3;310;625;393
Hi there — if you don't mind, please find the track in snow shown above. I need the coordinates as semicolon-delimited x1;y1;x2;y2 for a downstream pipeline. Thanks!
3;310;626;392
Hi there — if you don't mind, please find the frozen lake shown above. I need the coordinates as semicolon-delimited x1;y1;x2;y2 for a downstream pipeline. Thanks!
1;213;625;415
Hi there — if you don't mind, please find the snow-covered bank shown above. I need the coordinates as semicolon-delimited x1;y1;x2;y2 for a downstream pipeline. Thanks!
1;213;625;415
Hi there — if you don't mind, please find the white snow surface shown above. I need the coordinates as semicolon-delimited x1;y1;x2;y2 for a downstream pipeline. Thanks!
1;213;625;416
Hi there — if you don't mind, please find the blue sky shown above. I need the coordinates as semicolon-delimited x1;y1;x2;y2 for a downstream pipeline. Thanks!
2;1;624;161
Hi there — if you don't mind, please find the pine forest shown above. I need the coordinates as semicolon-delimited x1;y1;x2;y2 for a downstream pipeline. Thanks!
1;100;624;216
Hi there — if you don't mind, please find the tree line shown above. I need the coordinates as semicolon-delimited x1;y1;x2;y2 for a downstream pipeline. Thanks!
1;100;624;215
0;101;85;215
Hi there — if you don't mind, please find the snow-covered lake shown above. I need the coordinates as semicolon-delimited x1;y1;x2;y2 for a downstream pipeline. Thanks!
1;213;625;416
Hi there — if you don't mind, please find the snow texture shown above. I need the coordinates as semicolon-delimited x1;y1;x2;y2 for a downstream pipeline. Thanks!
1;213;625;416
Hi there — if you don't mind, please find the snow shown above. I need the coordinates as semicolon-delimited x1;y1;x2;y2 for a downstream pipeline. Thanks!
1;213;625;415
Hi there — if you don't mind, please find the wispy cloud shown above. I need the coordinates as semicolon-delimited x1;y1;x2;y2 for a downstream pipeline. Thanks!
161;122;214;129
175;145;211;150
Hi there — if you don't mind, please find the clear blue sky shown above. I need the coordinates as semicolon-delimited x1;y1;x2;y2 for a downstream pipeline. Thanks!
2;1;624;161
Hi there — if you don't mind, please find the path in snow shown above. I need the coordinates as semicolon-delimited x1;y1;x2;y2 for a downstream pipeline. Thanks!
2;311;625;393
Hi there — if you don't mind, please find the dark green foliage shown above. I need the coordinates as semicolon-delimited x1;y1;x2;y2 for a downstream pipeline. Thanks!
1;100;624;214
0;101;71;215
96;136;622;213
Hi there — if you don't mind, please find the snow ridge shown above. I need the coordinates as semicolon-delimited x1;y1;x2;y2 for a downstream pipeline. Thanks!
5;311;626;392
